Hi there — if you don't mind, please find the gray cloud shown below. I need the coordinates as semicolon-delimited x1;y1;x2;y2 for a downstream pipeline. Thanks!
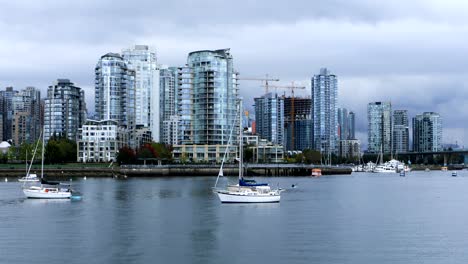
0;0;467;147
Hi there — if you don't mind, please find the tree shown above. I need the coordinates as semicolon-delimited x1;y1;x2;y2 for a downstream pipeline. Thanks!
244;146;254;163
117;146;136;165
302;149;321;164
45;135;77;164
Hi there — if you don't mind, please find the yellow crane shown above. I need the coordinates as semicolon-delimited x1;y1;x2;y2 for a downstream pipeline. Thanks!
265;83;306;150
237;74;280;94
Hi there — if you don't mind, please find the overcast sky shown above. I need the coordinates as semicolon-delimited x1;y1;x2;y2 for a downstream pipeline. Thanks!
1;0;467;148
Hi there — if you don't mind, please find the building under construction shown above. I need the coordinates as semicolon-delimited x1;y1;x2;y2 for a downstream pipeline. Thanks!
283;96;313;151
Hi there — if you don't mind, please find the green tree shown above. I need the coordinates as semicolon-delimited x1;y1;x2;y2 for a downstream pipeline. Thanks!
302;149;321;164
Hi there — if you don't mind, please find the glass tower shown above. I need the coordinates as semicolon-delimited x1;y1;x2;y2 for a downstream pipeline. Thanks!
367;102;392;154
412;112;442;152
95;53;135;130
44;79;86;142
187;49;238;145
311;68;338;155
121;45;160;141
338;108;349;140
393;110;409;153
0;87;17;141
254;93;284;146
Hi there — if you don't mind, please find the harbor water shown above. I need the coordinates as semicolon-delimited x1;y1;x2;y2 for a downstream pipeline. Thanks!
1;171;468;264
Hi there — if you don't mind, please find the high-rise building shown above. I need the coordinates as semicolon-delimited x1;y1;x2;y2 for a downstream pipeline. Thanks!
254;93;284;146
187;49;238;145
11;87;41;145
393;110;409;153
95;53;136;147
121;45;160;142
348;111;356;139
367;102;392;153
160;66;177;145
44;79;86;142
284;97;312;150
0;87;17;141
338;108;349;140
176;65;194;145
311;68;338;155
412;112;442;152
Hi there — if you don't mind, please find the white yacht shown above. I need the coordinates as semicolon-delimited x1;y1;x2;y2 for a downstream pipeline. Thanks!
213;101;283;203
18;173;39;182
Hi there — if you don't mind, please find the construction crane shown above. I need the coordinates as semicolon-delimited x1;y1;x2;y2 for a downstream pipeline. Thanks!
265;83;306;150
237;74;280;94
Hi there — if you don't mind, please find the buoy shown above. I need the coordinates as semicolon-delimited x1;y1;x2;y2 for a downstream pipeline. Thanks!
4;177;7;182
83;176;87;180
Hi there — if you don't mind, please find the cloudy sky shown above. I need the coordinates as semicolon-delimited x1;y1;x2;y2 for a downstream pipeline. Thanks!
1;0;467;148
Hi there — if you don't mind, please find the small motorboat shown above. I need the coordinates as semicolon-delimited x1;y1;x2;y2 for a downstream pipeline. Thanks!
452;171;457;177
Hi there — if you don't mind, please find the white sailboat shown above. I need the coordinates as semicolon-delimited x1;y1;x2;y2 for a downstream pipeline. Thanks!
213;101;283;203
22;130;72;199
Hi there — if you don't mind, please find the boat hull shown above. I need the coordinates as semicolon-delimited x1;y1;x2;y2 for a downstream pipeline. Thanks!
215;191;280;203
23;188;71;199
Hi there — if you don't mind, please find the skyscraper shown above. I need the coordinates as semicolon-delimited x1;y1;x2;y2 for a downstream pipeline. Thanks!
254;93;284;145
348;111;356;139
121;45;160;142
177;65;194;145
44;79;86;142
338;108;349;140
187;49;238;145
11;86;41;145
95;53;136;130
311;68;338;155
393;110;409;153
160;66;178;145
367;102;392;153
413;112;442;152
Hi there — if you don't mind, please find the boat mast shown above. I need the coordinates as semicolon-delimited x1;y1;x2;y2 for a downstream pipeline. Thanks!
41;128;44;179
238;100;243;180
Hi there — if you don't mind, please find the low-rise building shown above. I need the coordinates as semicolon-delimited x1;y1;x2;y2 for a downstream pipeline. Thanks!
172;144;238;163
77;119;128;162
339;139;361;160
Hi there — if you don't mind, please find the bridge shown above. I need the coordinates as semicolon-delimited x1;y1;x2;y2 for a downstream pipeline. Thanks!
396;150;468;165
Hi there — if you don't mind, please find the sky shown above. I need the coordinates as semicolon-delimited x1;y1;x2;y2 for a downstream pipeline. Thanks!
0;0;467;148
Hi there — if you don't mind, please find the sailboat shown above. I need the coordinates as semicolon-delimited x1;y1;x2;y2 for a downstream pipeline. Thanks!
22;130;72;199
18;139;40;182
213;101;283;203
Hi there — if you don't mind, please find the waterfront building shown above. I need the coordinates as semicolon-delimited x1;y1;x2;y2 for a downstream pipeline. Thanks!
367;102;392;154
44;79;87;142
348;111;356;139
412;112;442;152
11;87;41;145
187;49;239;145
175;65;194;145
95;53;136;129
77;119;128;162
243;134;284;163
311;68;338;155
135;126;152;148
0;87;17;141
284;97;312;151
172;144;238;163
339;139;361;161
121;45;160;142
254;93;284;146
393;110;409;153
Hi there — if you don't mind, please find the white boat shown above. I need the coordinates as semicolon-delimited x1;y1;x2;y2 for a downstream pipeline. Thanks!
373;164;397;173
213;101;283;203
22;130;73;199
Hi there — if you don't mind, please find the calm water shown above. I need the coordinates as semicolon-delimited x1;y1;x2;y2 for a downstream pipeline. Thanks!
1;171;468;264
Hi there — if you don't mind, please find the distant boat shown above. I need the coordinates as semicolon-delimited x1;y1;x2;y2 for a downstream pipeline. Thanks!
425;168;430;172
311;168;322;177
19;143;40;182
441;166;448;171
452;171;457;177
213;101;283;203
